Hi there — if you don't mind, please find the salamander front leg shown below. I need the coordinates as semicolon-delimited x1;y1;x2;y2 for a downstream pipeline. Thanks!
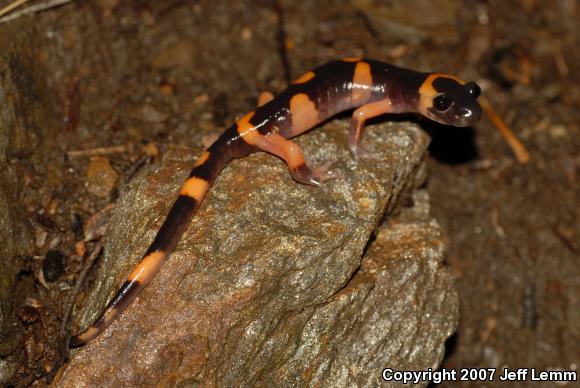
254;132;338;187
349;99;395;160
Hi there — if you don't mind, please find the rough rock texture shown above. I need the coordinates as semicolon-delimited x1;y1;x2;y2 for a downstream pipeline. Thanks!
60;121;458;386
0;22;42;160
0;21;38;384
0;185;30;383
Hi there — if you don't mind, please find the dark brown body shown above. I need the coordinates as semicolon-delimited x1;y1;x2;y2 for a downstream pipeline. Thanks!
71;58;481;346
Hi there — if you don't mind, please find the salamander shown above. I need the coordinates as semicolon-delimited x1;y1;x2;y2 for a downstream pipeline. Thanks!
70;58;482;346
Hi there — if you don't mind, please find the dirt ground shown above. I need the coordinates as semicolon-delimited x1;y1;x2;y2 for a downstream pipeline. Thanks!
2;0;578;386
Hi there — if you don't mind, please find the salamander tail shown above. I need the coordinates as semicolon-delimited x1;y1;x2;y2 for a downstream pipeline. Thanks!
70;147;232;347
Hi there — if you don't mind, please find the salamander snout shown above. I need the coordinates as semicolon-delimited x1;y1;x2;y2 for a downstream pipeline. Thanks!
419;76;483;127
455;102;482;126
453;81;482;126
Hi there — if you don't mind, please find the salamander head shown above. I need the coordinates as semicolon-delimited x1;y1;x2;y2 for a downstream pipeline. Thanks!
417;74;482;127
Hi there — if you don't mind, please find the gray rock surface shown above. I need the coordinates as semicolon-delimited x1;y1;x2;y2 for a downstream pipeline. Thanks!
0;22;41;160
60;120;458;386
0;21;37;384
0;183;30;383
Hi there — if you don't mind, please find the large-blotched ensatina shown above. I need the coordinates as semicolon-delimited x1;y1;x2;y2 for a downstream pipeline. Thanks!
70;58;482;346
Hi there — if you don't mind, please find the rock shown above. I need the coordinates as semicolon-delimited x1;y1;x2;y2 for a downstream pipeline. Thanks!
42;250;66;283
150;39;198;71
60;120;458;386
0;21;38;385
354;0;459;45
0;22;44;160
136;104;170;124
85;156;119;198
259;189;457;387
0;173;33;383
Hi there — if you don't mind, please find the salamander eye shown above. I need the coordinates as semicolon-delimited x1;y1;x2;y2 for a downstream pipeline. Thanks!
433;94;453;111
464;82;481;98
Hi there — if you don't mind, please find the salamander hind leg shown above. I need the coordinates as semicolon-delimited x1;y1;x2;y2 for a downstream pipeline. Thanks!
254;132;339;187
292;160;340;187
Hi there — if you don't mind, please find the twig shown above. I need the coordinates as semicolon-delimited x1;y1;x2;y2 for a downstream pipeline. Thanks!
480;96;530;164
552;44;569;77
61;240;103;333
355;9;379;39
66;144;129;159
274;0;292;84
0;0;30;18
0;0;76;24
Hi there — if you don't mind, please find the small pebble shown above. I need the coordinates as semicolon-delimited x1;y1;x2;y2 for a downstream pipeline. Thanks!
35;226;48;248
143;142;160;157
85;156;119;197
42;250;66;282
159;83;174;96
141;104;169;123
75;241;87;256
